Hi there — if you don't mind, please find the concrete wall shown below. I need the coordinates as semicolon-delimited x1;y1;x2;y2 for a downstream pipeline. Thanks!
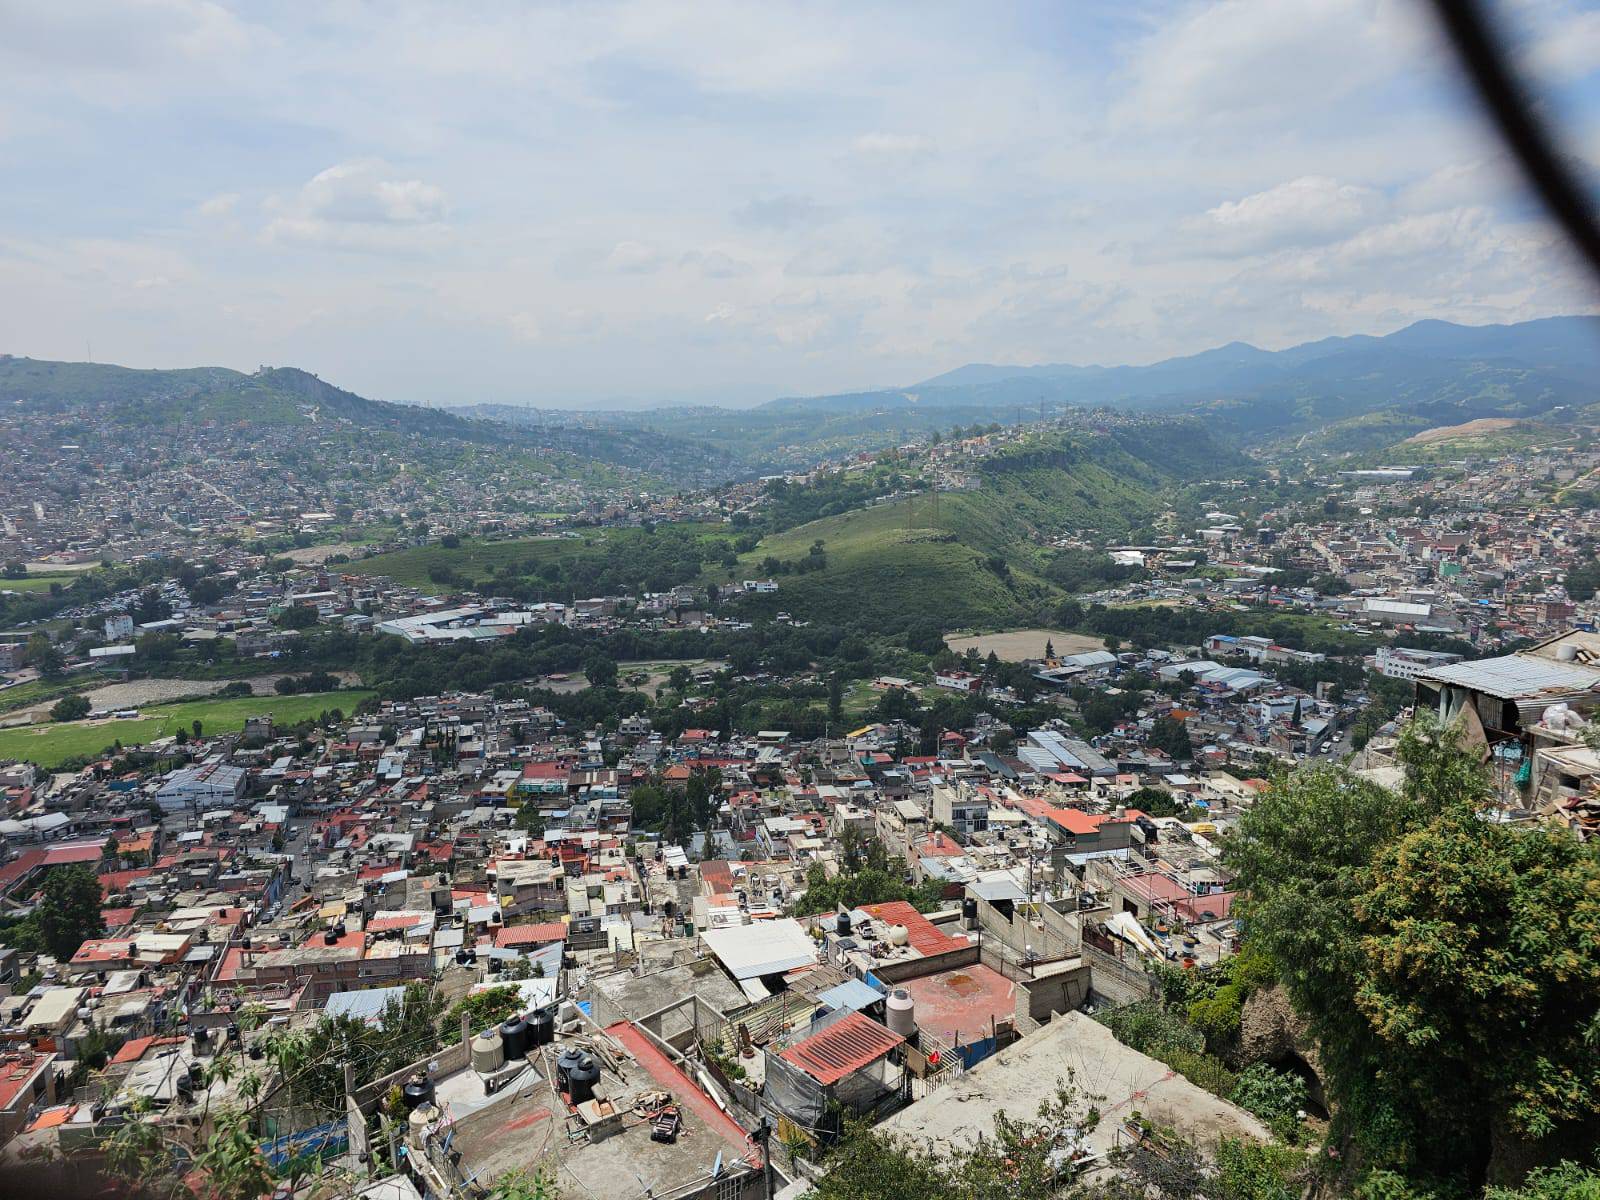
1082;944;1157;1007
1011;959;1091;1033
869;942;979;984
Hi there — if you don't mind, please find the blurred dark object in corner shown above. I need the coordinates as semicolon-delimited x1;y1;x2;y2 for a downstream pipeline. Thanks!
1430;0;1600;287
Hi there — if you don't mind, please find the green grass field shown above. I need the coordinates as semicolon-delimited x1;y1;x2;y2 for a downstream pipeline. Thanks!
0;677;85;715
347;537;573;588
0;690;372;768
0;572;80;593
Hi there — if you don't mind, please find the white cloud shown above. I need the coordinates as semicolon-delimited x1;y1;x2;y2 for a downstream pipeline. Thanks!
264;160;449;251
605;240;662;273
1186;176;1388;254
1519;4;1600;82
196;191;239;218
1114;0;1431;130
680;249;752;278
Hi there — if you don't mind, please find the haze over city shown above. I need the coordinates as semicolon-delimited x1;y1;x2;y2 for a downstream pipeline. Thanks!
4;0;1600;407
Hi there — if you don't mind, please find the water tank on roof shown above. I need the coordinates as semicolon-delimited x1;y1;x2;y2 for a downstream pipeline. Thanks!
886;988;916;1039
960;897;978;930
835;911;852;937
887;924;910;948
471;1031;505;1074
499;1015;529;1060
528;1008;555;1048
567;1054;600;1105
555;1047;585;1090
401;1075;435;1111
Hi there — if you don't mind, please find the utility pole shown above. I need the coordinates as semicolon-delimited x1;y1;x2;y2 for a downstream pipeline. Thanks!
753;1116;774;1200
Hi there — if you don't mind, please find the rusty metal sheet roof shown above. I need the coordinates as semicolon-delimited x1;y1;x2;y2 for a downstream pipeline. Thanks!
779;1011;903;1085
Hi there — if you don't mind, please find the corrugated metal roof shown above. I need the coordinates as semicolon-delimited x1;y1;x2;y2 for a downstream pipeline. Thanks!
779;1011;904;1085
1421;654;1600;700
816;979;884;1014
701;919;817;980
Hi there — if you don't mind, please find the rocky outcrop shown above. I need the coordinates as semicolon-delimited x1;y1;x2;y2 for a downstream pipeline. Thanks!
1238;984;1326;1108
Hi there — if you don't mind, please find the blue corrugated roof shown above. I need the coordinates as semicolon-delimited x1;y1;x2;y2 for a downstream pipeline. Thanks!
816;978;884;1013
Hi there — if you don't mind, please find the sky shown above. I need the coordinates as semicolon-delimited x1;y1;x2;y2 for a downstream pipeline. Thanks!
2;0;1600;409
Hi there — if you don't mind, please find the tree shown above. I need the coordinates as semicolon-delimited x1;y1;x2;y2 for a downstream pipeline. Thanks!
1150;715;1194;762
1226;716;1600;1180
443;985;524;1041
828;672;845;724
34;863;106;959
192;718;204;739
1352;802;1600;1146
50;694;91;722
583;651;618;689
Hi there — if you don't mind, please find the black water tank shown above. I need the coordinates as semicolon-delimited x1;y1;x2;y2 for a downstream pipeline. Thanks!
835;911;852;937
323;929;339;945
401;1076;435;1111
961;897;979;923
555;1047;585;1090
528;1008;555;1048
567;1054;600;1104
187;1061;206;1086
455;948;470;966
500;1015;530;1060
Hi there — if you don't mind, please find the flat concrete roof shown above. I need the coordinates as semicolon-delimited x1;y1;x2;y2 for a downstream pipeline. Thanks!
879;1011;1267;1158
900;963;1017;1047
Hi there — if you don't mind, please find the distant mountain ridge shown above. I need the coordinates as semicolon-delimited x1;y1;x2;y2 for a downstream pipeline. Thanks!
0;355;741;483
912;316;1600;396
842;315;1595;449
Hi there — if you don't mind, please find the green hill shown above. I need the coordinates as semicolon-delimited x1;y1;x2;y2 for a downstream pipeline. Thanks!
0;356;740;484
722;421;1243;632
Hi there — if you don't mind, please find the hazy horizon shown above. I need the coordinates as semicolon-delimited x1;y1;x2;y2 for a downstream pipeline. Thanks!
4;1;1600;410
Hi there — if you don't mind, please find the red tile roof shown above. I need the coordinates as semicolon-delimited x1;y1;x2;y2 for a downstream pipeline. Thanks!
43;843;105;867
495;922;566;948
779;1011;904;1085
857;901;967;957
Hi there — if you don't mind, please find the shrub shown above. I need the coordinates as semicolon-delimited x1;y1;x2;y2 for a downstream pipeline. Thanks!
1230;1063;1308;1129
50;694;91;722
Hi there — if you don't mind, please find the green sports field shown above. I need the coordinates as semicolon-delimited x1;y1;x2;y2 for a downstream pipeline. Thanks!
0;690;372;768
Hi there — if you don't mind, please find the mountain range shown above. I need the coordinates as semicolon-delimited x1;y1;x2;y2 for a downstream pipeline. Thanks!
5;315;1597;475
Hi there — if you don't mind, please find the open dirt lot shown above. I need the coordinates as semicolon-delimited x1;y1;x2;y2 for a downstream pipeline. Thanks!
1403;417;1520;445
944;629;1106;661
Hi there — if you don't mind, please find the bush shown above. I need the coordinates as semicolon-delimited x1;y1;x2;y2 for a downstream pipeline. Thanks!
50;694;91;722
1229;1063;1308;1129
1189;981;1246;1044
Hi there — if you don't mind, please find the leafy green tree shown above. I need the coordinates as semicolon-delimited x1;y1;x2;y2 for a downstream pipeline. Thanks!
50;693;91;722
583;651;618;688
34;862;105;959
1227;716;1600;1177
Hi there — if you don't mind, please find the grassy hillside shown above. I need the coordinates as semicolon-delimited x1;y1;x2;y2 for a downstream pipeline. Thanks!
724;499;1044;631
348;537;574;590
350;524;741;598
720;423;1242;631
0;690;369;768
